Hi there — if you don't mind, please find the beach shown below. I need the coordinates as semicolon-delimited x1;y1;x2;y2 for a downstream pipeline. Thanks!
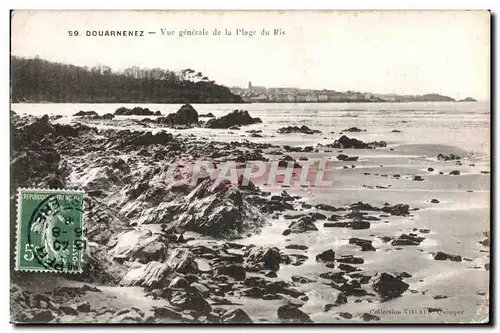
10;101;490;323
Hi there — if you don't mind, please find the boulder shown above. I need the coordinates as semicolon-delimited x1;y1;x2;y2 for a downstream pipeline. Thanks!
343;127;364;132
338;264;357;273
74;110;98;117
164;104;199;125
205;110;262;129
128;131;174;145
349;238;376;251
152;306;183;320
101;113;115;120
168;289;211;314
291;275;316;284
168;276;190;289
316;249;335;263
278;155;302;168
337;255;364;265
449;170;461;176
332;135;386;149
288;216;318;233
220;309;253;323
111;229;167;263
360;313;380;321
391;234;425;246
114;107;159;116
285;244;308;250
433;251;462;262
319;272;347;284
381;204;410;216
244;247;281;272
119;261;171;289
371;272;409;300
276;125;321;135
165;248;199;274
175;179;266;238
199;112;215;118
337;154;359;161
277;304;313;323
437;153;460;161
215;264;246;281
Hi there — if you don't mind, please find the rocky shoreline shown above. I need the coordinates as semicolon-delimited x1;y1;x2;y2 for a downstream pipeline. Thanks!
10;105;490;324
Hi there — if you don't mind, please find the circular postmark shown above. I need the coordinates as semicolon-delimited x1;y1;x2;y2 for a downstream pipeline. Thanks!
26;193;85;272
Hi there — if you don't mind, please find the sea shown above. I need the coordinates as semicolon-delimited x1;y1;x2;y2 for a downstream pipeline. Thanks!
11;102;490;155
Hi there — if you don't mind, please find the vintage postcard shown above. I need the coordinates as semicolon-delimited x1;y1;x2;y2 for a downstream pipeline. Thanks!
10;10;490;324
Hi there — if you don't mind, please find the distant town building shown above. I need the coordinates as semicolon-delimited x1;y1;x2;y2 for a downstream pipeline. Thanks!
318;94;328;102
248;81;252;90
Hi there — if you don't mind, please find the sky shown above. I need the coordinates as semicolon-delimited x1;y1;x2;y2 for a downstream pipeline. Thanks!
11;10;490;100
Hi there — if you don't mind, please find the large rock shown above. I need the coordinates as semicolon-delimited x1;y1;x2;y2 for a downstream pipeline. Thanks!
163;104;199;125
332;135;386;149
244;247;281;272
205;110;262;129
437;153;460;161
114;107;160;116
277;304;313;323
433;251;462;262
286;216;318;234
343;127;364;132
215;264;246;281
391;234;424;246
220;309;253;323
175;179;266;238
316;249;335;263
381;204;410;216
128;131;174;146
371;272;409;300
242;277;304;299
337;154;359;161
168;288;212;314
277;125;321;135
165;248;199;274
74;110;98;117
199;112;215;118
110;229;167;263
349;238;376;251
119;261;171;289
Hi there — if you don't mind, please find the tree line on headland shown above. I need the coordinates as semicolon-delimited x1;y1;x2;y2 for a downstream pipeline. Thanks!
11;56;244;103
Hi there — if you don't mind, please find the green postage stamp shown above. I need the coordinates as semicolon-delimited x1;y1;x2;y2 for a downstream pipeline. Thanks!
15;188;85;273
